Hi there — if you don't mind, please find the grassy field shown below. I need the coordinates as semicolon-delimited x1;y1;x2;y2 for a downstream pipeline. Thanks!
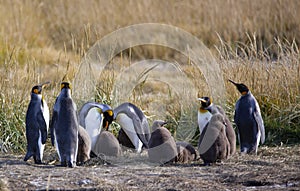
0;0;299;153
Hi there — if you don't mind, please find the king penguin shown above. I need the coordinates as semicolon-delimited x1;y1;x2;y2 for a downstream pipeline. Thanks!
198;96;236;156
229;80;265;154
197;97;213;135
113;102;151;153
198;113;230;165
24;82;50;164
50;82;78;167
78;102;114;154
148;120;177;164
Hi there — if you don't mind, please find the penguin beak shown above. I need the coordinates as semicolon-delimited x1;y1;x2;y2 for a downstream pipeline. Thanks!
41;81;50;88
228;79;237;86
197;98;207;103
104;121;109;131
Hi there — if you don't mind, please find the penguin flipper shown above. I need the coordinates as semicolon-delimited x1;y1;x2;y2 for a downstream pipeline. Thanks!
50;111;58;146
253;108;265;144
37;111;48;144
132;115;149;149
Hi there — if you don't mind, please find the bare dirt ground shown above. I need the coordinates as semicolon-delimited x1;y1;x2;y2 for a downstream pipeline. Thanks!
0;145;299;191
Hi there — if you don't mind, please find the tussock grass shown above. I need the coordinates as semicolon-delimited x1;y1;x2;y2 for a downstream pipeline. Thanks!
0;1;299;152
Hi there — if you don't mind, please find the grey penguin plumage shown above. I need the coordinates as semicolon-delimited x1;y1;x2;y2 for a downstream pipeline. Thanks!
77;125;91;164
93;130;122;158
148;120;177;164
24;82;50;164
78;102;113;154
229;80;265;154
198;97;236;156
198;113;230;165
113;102;150;153
50;82;78;167
175;141;197;163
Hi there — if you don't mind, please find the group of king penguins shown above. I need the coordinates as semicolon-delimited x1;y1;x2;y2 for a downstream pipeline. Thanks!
24;79;265;167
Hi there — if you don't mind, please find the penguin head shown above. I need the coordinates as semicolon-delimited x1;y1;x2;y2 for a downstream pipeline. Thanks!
151;120;167;132
198;97;212;109
61;82;72;90
31;81;50;95
102;110;114;130
228;79;249;95
31;85;43;95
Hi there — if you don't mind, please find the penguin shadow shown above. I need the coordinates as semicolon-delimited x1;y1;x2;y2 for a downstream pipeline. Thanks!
24;161;56;169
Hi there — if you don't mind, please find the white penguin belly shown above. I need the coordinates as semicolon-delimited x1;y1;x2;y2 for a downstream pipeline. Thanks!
38;130;45;161
85;108;102;149
42;101;50;130
198;111;212;134
117;113;143;153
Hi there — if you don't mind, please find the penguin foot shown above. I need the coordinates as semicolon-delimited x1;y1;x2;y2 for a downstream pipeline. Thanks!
34;160;43;165
67;161;76;168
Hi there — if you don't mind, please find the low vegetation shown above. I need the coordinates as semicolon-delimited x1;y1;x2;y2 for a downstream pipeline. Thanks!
0;0;299;153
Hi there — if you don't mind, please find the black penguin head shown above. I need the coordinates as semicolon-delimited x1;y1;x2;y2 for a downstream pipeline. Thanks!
198;97;212;109
31;85;42;94
102;110;114;130
31;81;50;94
61;82;72;90
228;79;249;95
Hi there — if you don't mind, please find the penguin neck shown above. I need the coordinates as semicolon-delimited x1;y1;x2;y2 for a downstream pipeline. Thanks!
241;91;250;96
60;88;72;98
199;108;209;113
31;93;42;101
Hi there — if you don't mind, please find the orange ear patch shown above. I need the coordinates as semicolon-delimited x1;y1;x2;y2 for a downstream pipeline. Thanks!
107;110;113;116
33;89;39;94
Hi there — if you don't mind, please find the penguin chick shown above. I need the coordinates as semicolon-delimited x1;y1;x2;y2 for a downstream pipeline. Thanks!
50;82;78;168
148;120;177;164
93;130;122;158
215;106;236;157
229;79;265;154
198;113;230;165
77;125;91;164
175;141;197;163
198;96;236;157
24;82;50;164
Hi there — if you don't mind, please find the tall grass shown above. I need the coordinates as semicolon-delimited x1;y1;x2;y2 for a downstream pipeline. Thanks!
0;1;299;152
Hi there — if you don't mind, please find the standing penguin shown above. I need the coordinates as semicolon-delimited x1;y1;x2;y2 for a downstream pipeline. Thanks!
198;97;236;156
197;97;213;134
78;102;114;153
113;102;151;153
24;82;50;164
50;82;78;167
198;113;230;165
148;120;177;164
229;80;265;154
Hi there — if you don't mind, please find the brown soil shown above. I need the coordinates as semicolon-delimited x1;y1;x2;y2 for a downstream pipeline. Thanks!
0;146;299;191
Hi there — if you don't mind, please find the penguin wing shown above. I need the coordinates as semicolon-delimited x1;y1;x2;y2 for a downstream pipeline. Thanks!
78;102;112;127
37;111;48;144
50;110;57;146
253;100;265;144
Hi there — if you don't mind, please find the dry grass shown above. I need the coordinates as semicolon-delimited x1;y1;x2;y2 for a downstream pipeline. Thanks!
0;0;299;152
